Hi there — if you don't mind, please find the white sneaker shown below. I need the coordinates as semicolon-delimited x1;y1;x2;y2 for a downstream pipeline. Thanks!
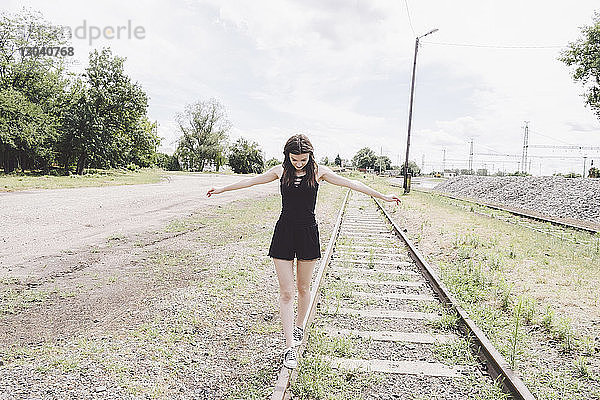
283;346;298;369
292;326;304;347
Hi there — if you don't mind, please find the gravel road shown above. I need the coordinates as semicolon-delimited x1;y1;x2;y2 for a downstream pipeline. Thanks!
0;173;279;275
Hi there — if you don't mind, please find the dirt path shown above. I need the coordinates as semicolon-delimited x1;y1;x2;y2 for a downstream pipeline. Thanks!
0;173;279;276
0;174;278;346
0;173;280;348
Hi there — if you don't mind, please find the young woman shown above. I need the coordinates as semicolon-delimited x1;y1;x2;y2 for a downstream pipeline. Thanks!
206;134;400;369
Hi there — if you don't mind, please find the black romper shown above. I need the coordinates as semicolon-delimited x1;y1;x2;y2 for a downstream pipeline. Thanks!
268;173;321;261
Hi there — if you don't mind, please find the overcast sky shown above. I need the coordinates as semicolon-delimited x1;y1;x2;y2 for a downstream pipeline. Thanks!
5;0;600;175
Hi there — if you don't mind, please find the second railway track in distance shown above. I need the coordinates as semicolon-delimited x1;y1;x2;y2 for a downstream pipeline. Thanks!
272;190;534;400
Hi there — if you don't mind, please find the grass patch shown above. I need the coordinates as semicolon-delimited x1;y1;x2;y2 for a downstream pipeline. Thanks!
433;337;476;366
0;287;79;315
291;327;380;399
0;167;169;191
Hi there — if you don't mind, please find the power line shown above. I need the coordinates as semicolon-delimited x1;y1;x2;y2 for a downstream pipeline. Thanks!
476;152;519;157
529;144;600;151
421;41;563;49
476;153;595;160
403;0;416;37
529;129;574;145
476;142;505;154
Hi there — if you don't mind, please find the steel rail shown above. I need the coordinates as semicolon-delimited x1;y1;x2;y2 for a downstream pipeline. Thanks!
270;189;350;400
373;197;536;400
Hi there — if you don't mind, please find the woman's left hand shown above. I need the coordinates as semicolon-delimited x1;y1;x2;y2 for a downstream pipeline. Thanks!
383;194;401;205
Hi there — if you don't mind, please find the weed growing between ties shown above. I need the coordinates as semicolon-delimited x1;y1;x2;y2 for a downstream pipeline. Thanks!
426;307;459;332
291;327;380;399
320;280;352;315
432;336;475;366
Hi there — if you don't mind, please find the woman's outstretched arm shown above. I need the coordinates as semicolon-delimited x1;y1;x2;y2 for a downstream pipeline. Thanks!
206;165;280;197
320;165;400;204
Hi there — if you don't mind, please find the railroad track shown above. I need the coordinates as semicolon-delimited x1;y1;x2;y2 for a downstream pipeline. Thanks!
419;190;600;248
271;190;534;400
392;180;599;237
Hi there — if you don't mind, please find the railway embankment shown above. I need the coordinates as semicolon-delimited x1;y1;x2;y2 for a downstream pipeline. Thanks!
433;176;600;227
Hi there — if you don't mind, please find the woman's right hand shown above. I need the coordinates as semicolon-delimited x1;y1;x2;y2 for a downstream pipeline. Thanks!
383;194;401;205
206;187;224;197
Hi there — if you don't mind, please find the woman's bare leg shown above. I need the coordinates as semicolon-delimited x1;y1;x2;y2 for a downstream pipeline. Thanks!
296;258;318;328
272;257;295;347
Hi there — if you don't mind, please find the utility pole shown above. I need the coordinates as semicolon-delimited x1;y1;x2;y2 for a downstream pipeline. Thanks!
521;121;529;174
421;154;425;173
468;139;474;174
583;156;587;178
442;148;446;173
403;28;439;194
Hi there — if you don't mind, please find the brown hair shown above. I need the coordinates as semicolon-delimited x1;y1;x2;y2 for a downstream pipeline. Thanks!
282;134;318;188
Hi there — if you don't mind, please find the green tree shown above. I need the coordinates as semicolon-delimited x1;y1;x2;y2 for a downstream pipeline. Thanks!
266;157;280;168
122;117;160;167
352;147;376;169
0;87;56;173
320;156;329;165
0;9;71;173
334;154;342;166
0;10;158;174
375;155;391;172
175;98;230;172
400;160;420;176
155;152;169;169
60;48;152;174
228;137;264;174
0;9;70;86
167;154;181;171
560;12;600;121
155;152;181;171
214;148;227;172
85;48;150;172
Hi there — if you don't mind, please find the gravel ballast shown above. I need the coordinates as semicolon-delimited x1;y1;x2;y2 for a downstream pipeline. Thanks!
433;175;600;226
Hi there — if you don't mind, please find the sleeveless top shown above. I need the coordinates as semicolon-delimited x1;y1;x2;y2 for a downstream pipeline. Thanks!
278;173;319;227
